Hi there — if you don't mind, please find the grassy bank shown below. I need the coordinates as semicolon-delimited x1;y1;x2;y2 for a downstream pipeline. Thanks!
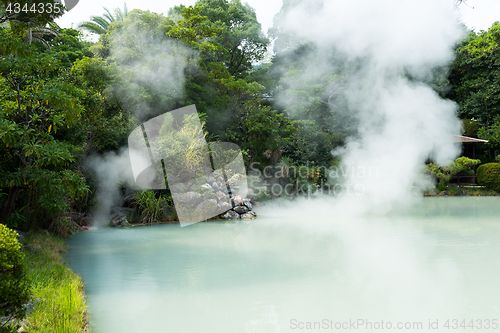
20;231;88;333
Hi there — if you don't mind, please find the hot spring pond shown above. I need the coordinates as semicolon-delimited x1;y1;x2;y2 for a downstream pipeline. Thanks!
66;197;500;332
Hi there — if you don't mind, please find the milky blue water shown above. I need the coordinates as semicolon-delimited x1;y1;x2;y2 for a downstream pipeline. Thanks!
66;197;500;332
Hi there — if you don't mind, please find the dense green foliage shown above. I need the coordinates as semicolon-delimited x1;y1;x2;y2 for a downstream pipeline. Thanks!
448;23;500;125
426;157;481;191
476;163;500;192
0;224;30;320
2;0;500;229
447;22;500;163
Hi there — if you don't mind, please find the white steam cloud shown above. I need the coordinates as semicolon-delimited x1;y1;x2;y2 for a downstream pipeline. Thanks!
273;0;464;215
109;19;196;122
85;149;136;226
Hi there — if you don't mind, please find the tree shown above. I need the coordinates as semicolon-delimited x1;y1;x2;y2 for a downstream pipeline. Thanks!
98;7;265;140
447;22;500;125
426;157;481;191
0;28;88;226
0;0;64;28
478;115;500;159
225;101;294;167
77;3;129;35
171;0;269;77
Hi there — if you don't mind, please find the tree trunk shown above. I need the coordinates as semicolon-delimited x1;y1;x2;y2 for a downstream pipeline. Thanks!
0;187;21;224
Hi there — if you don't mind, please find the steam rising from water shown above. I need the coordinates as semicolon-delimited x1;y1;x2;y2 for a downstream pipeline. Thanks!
272;0;464;215
87;0;465;224
85;149;136;226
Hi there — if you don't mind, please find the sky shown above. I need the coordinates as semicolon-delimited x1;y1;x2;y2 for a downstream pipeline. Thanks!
54;0;500;38
55;0;283;39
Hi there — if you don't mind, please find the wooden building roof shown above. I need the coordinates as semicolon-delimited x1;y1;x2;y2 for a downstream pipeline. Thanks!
453;135;489;143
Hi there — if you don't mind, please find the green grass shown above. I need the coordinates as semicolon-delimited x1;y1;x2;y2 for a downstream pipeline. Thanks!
135;190;170;223
21;231;89;333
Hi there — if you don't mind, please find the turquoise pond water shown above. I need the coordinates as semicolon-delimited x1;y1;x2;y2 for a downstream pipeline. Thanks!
66;197;500;332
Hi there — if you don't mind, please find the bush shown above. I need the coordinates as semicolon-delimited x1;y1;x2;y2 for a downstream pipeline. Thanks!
0;224;31;320
476;163;500;192
135;191;170;223
426;157;481;190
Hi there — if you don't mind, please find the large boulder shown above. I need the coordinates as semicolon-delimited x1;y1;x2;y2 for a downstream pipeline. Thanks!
215;191;227;202
109;214;130;227
218;201;232;212
123;188;137;208
109;207;134;227
110;207;134;217
203;192;218;201
196;199;218;217
175;192;203;205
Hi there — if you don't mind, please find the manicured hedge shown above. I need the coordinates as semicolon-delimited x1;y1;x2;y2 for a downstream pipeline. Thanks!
476;163;500;192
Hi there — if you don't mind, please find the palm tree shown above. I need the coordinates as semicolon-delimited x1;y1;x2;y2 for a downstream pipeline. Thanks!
78;3;128;35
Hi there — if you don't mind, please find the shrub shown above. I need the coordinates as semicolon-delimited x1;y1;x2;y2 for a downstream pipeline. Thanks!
135;191;169;223
476;163;500;192
426;157;481;190
0;224;31;320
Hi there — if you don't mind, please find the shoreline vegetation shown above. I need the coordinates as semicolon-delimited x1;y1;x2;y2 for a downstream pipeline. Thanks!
424;185;500;197
1;231;89;333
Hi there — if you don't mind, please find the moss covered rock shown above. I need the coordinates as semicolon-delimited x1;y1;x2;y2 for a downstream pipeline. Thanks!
476;163;500;192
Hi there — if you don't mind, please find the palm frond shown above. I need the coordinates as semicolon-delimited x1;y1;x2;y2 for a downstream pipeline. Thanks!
31;37;51;49
91;16;111;28
115;3;129;21
102;7;115;23
77;22;107;35
77;3;130;35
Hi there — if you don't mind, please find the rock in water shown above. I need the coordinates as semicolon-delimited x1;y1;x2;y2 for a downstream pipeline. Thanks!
233;205;249;214
222;210;239;220
242;199;252;210
109;214;130;227
233;195;243;206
